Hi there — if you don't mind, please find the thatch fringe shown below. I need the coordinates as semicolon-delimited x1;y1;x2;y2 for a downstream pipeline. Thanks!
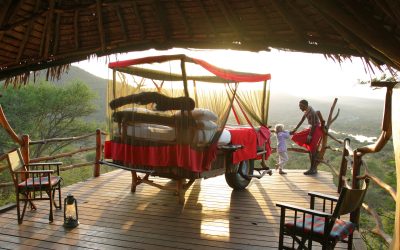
3;64;70;87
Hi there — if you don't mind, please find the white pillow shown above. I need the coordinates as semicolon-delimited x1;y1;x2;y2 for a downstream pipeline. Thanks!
124;107;170;116
195;120;218;130
176;108;218;121
124;107;149;113
192;130;214;144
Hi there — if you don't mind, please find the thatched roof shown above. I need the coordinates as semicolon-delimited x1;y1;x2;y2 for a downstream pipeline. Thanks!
1;0;399;85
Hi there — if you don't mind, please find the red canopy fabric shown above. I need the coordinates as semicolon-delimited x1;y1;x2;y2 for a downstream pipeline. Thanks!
108;54;271;82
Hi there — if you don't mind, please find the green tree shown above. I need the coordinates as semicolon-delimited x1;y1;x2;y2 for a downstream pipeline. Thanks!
0;81;101;157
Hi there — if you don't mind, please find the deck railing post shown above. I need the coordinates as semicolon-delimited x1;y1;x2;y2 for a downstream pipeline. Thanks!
338;138;350;193
350;151;363;225
21;134;30;164
94;129;101;177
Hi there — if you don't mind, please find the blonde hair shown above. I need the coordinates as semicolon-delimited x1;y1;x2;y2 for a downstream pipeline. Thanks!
275;123;284;132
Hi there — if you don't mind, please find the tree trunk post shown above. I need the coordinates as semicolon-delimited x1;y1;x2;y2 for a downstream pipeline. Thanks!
337;138;350;193
94;128;101;177
21;134;30;164
0;105;22;145
391;89;400;250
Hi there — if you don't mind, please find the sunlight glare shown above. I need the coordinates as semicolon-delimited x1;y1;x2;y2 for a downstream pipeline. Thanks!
200;219;230;238
73;48;389;100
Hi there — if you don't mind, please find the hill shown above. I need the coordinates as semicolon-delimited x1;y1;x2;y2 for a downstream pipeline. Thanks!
30;66;385;138
268;91;384;137
28;66;109;122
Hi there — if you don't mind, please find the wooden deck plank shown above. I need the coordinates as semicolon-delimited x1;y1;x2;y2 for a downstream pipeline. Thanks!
0;169;362;249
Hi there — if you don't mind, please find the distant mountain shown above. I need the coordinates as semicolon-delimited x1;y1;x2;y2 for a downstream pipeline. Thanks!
268;91;384;137
30;66;108;122
30;66;385;137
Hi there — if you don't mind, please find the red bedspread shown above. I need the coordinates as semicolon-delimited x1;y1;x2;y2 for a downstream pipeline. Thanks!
104;141;217;173
226;126;258;164
104;126;272;171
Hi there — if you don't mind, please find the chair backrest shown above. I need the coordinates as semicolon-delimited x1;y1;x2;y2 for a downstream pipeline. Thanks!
333;178;370;217
4;148;27;186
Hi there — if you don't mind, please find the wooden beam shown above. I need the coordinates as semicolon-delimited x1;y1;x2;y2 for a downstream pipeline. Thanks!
309;0;400;68
0;0;22;42
16;0;42;62
43;0;56;59
74;9;79;49
0;9;49;32
96;0;106;51
312;4;397;69
115;5;128;42
215;0;244;40
250;0;272;36
153;0;171;40
0;0;13;26
173;0;192;37
371;81;399;88
52;7;61;55
131;0;145;39
196;0;218;37
270;0;304;40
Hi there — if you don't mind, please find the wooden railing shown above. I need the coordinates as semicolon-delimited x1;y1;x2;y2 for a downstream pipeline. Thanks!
321;81;397;246
28;129;107;175
0;103;108;193
0;128;107;191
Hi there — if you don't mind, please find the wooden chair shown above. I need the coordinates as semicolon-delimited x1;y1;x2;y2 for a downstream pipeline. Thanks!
276;178;369;250
1;148;62;224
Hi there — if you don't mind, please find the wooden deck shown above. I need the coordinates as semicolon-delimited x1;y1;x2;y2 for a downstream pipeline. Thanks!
0;169;364;249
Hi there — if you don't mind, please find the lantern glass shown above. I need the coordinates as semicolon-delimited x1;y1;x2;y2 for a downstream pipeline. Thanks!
64;193;79;228
65;203;76;220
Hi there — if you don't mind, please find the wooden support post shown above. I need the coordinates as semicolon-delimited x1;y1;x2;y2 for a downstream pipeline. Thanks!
0;105;22;144
176;179;185;204
350;152;363;227
131;171;138;193
21;134;30;164
180;58;189;98
391;88;400;250
94;128;101;177
337;138;350;193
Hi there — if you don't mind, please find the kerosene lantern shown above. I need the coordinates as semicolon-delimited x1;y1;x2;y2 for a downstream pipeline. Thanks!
64;193;79;228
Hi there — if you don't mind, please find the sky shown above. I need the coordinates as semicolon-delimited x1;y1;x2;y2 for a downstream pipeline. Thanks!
73;48;392;100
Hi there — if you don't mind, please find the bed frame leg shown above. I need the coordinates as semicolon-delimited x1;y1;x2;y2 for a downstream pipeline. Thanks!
131;171;138;192
176;179;185;204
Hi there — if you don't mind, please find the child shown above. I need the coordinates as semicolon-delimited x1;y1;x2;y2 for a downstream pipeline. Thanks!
275;124;290;175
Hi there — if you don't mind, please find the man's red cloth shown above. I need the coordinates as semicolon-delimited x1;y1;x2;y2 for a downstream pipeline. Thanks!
291;126;323;152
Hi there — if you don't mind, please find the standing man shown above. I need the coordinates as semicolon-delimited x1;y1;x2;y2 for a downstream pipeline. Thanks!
290;99;323;175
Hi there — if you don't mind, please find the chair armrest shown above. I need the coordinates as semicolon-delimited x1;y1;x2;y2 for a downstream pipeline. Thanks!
276;202;332;217
15;170;54;174
308;192;339;212
28;162;62;166
26;162;62;174
308;191;339;202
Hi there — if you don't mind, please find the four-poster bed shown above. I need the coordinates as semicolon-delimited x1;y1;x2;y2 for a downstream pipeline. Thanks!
101;54;273;203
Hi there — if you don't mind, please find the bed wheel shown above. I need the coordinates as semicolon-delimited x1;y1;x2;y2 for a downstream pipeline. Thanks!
225;160;253;190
